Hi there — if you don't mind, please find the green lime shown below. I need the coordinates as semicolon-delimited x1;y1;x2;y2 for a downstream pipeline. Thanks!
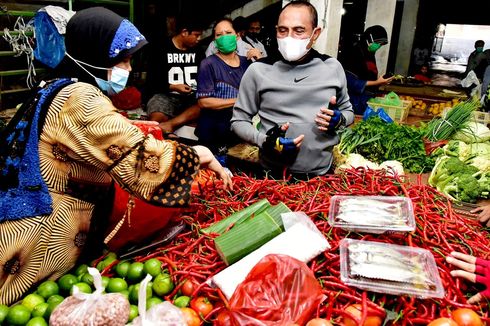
26;316;48;326
173;295;190;308
46;295;64;305
80;273;94;287
22;293;45;311
31;303;48;318
71;282;92;295
36;281;59;299
6;305;31;325
43;301;61;320
126;262;145;283
143;258;162;277
101;276;110;289
115;261;131;278
128;305;139;322
0;304;9;324
146;297;163;310
106;278;128;293
57;274;78;294
105;252;118;260
129;283;152;304
152;273;174;296
103;256;117;267
96;260;107;272
74;264;88;277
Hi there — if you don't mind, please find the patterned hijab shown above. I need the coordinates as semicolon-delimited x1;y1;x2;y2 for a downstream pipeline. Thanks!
56;7;147;83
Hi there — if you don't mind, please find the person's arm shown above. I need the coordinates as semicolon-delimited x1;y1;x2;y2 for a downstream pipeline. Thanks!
60;84;231;206
231;66;265;146
198;97;236;110
366;74;394;87
196;57;236;110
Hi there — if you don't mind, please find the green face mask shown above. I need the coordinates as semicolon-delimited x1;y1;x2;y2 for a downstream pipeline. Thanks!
215;34;237;54
476;47;484;53
368;42;382;53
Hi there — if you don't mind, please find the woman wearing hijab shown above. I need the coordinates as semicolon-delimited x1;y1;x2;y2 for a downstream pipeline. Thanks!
195;18;249;162
0;7;231;305
339;25;394;115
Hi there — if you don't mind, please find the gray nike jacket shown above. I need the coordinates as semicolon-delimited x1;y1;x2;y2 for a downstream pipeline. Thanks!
231;50;354;175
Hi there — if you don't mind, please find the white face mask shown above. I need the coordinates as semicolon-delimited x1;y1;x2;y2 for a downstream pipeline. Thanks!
277;33;313;61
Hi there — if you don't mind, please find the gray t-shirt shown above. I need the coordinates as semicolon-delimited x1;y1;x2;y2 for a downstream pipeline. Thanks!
231;50;354;175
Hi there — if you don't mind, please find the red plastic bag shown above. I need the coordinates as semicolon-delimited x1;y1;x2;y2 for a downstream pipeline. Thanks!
228;254;325;326
105;120;181;251
111;86;142;110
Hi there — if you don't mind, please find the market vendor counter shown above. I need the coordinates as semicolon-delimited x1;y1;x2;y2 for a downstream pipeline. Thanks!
379;84;467;101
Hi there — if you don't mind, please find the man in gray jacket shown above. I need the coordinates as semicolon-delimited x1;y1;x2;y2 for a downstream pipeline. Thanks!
231;0;354;178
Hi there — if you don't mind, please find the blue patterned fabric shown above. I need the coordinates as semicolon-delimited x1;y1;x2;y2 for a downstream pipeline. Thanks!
0;78;74;221
109;19;146;58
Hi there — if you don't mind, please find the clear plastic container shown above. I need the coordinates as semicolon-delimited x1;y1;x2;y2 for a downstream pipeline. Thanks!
328;195;415;234
340;239;445;298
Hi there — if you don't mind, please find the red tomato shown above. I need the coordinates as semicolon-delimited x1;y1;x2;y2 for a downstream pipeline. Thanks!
428;318;459;326
343;304;384;326
181;307;200;326
306;318;333;326
215;310;232;326
181;279;196;297
190;296;213;317
451;309;483;326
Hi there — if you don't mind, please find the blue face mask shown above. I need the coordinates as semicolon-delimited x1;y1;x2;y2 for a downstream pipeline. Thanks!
95;66;129;95
65;52;129;95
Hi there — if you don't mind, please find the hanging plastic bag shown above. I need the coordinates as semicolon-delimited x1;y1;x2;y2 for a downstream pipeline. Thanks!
461;70;481;98
228;254;325;326
363;106;394;123
50;267;130;325
33;11;65;68
130;274;186;325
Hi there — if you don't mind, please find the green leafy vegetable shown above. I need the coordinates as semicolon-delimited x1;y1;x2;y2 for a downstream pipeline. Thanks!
338;117;434;173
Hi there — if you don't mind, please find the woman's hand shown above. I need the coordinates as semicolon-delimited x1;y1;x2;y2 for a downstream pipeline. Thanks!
446;251;490;304
192;145;233;190
471;204;490;226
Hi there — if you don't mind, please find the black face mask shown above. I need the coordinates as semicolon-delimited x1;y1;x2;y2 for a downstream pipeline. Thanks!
247;32;260;42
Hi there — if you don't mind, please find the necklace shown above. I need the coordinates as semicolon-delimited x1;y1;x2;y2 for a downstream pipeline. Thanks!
217;52;239;67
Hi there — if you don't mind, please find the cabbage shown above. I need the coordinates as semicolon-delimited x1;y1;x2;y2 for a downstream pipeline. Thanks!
453;122;490;143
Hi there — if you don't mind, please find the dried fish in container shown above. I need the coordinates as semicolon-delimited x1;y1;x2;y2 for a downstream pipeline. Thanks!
340;239;445;298
328;196;415;233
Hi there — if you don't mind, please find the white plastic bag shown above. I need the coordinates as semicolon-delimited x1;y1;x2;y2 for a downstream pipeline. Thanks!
50;267;130;326
461;70;481;98
129;274;185;326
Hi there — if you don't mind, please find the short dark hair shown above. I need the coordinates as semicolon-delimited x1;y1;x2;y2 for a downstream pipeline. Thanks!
475;40;485;47
232;16;247;32
176;16;203;33
280;0;318;28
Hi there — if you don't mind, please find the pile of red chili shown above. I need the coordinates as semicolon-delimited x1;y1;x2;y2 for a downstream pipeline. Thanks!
130;168;490;325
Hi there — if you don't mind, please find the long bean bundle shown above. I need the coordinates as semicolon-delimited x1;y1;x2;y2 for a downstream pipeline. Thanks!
425;99;480;141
